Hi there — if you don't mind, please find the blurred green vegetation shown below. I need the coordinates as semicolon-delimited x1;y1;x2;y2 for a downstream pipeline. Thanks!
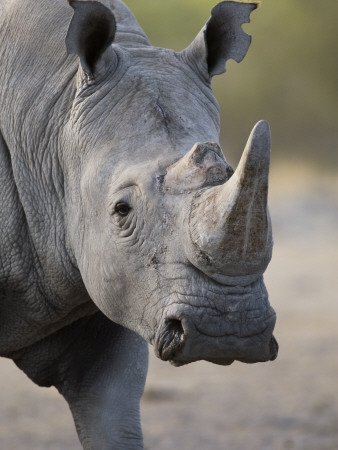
125;0;337;168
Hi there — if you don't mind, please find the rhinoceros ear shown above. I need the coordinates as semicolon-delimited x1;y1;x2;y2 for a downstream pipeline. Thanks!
183;1;259;77
66;1;116;76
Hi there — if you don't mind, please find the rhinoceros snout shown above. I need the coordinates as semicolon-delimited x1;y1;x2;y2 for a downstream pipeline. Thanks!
154;308;278;367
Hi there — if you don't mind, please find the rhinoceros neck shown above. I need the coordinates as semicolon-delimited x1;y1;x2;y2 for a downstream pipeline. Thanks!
0;123;97;355
0;0;96;354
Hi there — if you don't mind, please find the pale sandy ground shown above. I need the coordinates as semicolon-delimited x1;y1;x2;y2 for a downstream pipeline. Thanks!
0;164;337;450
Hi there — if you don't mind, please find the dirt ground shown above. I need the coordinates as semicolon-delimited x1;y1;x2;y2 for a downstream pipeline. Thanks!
0;164;337;450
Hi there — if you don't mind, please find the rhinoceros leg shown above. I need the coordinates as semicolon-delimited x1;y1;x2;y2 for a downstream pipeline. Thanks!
12;312;148;450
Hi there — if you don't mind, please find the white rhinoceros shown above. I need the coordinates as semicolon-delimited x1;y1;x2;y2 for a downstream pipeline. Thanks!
0;0;278;448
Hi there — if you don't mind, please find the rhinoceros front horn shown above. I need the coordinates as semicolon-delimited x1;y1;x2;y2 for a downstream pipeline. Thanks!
188;120;273;285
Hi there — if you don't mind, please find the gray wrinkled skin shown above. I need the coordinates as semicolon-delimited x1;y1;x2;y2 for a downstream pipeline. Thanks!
0;0;277;448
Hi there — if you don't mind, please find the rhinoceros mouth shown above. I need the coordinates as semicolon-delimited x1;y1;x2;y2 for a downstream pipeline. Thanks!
171;356;235;368
269;335;279;361
165;335;278;367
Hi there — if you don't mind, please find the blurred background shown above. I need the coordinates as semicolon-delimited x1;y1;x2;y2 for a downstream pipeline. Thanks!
127;0;337;169
0;1;337;449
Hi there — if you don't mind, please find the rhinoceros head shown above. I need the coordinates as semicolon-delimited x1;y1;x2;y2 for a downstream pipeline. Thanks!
64;0;278;366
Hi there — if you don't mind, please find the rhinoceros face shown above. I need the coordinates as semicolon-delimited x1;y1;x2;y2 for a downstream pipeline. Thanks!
66;0;278;366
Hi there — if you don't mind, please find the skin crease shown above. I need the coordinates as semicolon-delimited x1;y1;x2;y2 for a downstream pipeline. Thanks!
0;0;277;448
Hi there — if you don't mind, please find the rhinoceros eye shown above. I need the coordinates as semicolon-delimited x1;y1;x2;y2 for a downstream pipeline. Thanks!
115;202;131;216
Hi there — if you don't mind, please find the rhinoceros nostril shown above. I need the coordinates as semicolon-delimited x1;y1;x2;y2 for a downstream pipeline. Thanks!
157;318;185;361
166;318;184;336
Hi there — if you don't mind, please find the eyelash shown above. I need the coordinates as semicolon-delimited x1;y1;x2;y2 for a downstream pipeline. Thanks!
114;202;131;216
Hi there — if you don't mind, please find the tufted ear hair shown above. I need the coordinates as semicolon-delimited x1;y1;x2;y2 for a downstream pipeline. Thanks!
182;1;259;77
66;0;116;76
